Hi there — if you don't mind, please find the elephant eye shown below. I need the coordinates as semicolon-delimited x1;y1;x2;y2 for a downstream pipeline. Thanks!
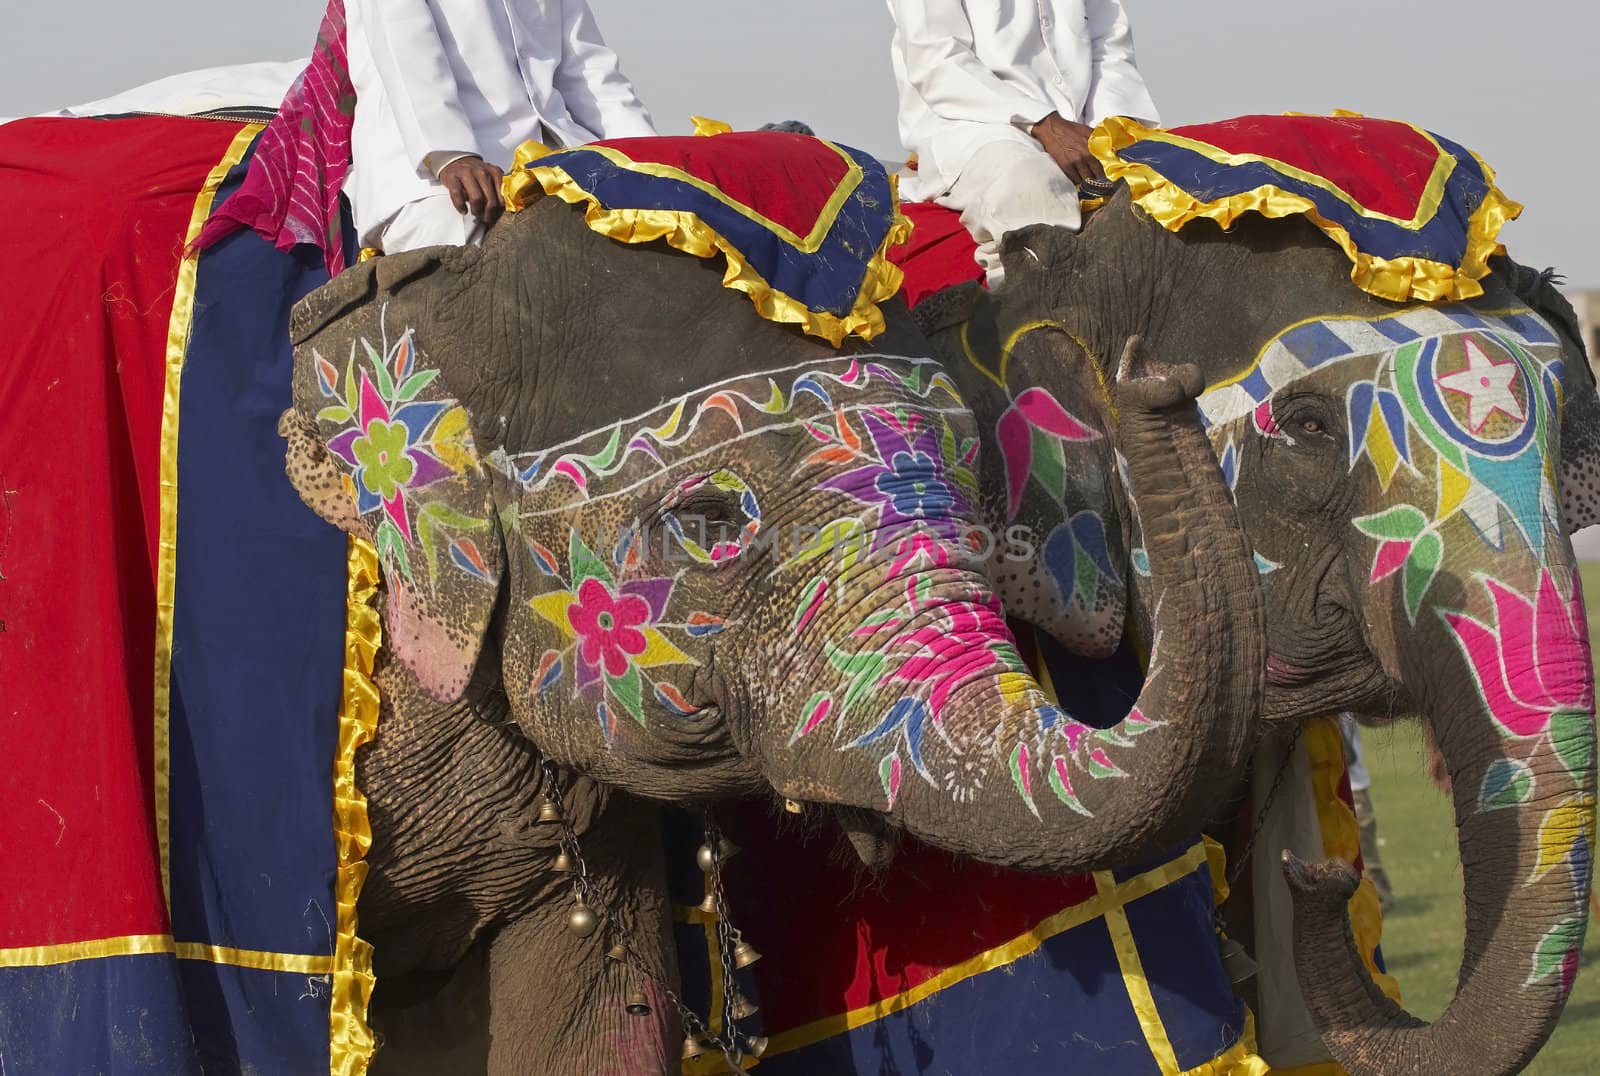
658;469;764;568
1300;416;1325;435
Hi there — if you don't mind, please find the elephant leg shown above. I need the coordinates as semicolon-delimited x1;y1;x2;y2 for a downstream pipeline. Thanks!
484;797;680;1076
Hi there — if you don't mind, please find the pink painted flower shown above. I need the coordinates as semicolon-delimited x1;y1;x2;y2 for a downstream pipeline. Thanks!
567;577;650;678
1443;569;1594;739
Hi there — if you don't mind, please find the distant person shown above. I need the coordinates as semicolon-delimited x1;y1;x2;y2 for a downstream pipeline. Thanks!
1341;713;1396;913
345;0;657;253
885;0;1160;285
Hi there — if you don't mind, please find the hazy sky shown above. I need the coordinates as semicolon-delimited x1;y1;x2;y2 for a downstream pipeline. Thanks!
2;1;1595;284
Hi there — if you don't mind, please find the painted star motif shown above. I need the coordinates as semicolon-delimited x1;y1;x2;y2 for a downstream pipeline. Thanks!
1437;337;1525;433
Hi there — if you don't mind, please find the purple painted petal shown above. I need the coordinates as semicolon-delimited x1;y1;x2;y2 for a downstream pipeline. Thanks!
619;577;674;623
860;411;912;464
326;428;362;465
406;448;454;488
575;648;603;692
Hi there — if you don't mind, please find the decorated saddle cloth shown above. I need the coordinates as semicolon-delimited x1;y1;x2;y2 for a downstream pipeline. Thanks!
1092;112;1520;303
501;124;911;346
0;114;371;1074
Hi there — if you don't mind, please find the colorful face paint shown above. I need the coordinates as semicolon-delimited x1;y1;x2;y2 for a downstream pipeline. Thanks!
1203;303;1595;995
311;319;493;586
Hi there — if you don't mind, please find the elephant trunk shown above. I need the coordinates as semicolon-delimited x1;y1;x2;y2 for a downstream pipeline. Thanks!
850;362;1266;870
1284;572;1596;1075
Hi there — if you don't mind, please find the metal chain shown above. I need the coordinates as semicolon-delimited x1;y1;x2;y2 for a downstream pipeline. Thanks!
1226;722;1306;891
537;764;753;1073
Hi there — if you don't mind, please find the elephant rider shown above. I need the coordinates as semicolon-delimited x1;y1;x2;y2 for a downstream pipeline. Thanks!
886;0;1160;286
345;0;657;254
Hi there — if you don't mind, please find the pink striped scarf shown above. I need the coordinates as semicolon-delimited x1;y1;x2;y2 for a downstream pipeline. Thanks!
195;1;354;275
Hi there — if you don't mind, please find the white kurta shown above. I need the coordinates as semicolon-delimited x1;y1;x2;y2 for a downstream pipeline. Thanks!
345;0;656;245
887;0;1160;202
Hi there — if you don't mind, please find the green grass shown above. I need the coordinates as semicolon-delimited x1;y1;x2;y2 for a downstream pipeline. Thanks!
1358;560;1600;1074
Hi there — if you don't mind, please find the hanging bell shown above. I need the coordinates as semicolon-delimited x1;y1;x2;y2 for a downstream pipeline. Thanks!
681;1033;704;1062
696;891;720;917
696;843;717;874
605;941;628;963
730;991;760;1021
717;836;741;862
732;938;763;969
553;849;574;872
744;1035;770;1058
538;800;563;824
1219;936;1259;986
568;900;599;938
625;986;652;1016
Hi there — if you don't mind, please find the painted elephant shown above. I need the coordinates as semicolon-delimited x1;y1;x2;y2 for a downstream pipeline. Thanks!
281;194;1266;1070
892;197;1598;1075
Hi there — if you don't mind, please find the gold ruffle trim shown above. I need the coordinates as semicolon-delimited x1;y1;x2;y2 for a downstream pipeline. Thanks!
1091;115;1523;304
501;139;912;347
1305;717;1402;1007
330;535;381;1075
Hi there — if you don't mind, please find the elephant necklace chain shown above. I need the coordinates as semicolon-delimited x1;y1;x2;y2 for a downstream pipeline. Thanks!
538;761;766;1069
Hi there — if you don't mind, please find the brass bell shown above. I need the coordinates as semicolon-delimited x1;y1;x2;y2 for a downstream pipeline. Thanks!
696;891;720;917
696;843;716;873
745;1035;770;1058
697;837;742;873
625;986;652;1016
1219;936;1259;986
732;938;762;969
568;901;599;938
730;991;760;1020
605;941;628;963
681;1034;704;1062
538;800;563;824
553;849;574;872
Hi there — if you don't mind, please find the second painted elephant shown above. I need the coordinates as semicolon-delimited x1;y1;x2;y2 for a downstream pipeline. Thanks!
897;195;1599;1075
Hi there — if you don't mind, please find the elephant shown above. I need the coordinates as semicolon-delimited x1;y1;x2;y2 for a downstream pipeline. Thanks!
282;175;1597;1073
889;201;1599;1075
280;192;1266;1071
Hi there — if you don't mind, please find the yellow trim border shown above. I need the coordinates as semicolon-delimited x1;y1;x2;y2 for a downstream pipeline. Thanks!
1305;718;1401;1005
0;934;336;973
501;139;912;347
330;536;382;1075
155;123;263;909
1090;114;1522;304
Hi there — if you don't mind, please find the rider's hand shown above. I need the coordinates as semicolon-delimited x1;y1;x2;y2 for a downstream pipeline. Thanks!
437;155;505;227
1031;113;1104;187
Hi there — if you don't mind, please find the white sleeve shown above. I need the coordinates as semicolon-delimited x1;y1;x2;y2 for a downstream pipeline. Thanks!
1082;0;1161;127
886;0;1055;128
554;0;657;139
354;0;482;172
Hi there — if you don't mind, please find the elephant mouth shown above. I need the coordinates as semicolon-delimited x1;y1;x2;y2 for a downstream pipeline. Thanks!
1265;653;1315;685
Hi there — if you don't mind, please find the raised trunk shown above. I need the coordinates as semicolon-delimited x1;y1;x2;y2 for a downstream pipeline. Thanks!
813;361;1265;870
1284;704;1595;1074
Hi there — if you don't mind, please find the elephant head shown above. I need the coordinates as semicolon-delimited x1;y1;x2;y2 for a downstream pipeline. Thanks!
984;196;1599;1075
282;197;1265;874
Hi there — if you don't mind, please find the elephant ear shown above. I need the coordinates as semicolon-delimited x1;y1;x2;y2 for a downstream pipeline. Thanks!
289;248;504;702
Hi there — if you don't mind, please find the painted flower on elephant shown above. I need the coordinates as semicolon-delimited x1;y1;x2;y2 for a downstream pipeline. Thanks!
568;577;653;678
530;532;717;738
315;325;488;581
1442;568;1594;758
817;412;975;553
